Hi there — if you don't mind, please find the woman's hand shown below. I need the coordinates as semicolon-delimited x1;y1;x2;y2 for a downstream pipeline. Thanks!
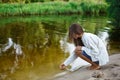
75;46;82;52
59;64;66;70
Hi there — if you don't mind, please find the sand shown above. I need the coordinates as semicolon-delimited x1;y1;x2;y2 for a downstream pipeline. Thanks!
51;53;120;80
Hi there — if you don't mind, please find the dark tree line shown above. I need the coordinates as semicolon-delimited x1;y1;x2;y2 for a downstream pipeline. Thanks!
106;0;120;41
0;0;68;3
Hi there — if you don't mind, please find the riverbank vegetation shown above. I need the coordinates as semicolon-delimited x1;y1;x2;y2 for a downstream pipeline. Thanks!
0;0;108;16
106;0;120;41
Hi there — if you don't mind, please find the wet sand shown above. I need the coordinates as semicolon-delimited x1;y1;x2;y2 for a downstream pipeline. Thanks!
51;53;120;80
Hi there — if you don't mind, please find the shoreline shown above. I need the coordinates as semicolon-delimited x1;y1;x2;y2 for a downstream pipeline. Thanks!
51;53;120;80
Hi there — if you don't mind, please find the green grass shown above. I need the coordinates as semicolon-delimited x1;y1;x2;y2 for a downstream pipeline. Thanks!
0;1;108;16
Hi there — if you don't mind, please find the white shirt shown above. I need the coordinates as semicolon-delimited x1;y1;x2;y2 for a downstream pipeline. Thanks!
63;32;109;66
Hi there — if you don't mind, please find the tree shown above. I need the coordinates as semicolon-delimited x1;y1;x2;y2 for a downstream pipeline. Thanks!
106;0;120;41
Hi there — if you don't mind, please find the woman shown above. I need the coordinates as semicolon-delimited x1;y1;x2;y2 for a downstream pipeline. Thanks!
60;23;109;70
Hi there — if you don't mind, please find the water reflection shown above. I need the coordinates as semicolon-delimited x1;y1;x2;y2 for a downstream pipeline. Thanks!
1;38;23;55
98;31;109;47
0;20;66;80
1;38;13;53
0;15;119;80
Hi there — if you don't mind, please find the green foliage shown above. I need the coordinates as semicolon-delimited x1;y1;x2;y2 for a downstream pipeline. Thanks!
30;0;44;2
0;4;21;16
106;0;120;41
80;1;108;15
0;1;108;16
106;0;120;28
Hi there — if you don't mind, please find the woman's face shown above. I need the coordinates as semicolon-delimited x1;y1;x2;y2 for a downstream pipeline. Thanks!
72;33;82;39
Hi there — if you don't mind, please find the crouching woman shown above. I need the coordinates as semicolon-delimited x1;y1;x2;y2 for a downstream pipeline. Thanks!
60;23;109;70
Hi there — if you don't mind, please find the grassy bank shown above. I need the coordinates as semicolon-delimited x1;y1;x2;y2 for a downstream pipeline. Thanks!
0;1;108;16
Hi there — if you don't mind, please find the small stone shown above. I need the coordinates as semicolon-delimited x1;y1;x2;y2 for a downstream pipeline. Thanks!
92;70;104;78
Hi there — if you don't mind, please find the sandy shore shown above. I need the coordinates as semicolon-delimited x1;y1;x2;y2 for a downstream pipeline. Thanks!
51;53;120;80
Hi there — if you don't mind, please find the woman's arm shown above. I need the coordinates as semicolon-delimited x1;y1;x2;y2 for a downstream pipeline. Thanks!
63;51;78;66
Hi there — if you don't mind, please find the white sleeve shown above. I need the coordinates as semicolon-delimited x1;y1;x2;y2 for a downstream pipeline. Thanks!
63;51;78;66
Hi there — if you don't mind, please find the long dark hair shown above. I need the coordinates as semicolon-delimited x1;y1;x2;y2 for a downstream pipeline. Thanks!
69;23;84;46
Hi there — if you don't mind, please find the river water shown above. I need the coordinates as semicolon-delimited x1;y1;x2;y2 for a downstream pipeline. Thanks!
0;15;120;80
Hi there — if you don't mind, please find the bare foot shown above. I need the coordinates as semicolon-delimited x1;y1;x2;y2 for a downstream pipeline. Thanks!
87;64;100;70
89;65;101;70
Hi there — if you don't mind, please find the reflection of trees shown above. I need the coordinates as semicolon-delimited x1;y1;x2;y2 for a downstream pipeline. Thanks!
41;21;67;47
0;21;65;79
0;22;47;48
79;16;108;34
0;21;67;56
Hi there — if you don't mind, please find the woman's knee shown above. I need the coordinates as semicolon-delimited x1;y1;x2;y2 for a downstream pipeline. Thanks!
75;50;82;56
